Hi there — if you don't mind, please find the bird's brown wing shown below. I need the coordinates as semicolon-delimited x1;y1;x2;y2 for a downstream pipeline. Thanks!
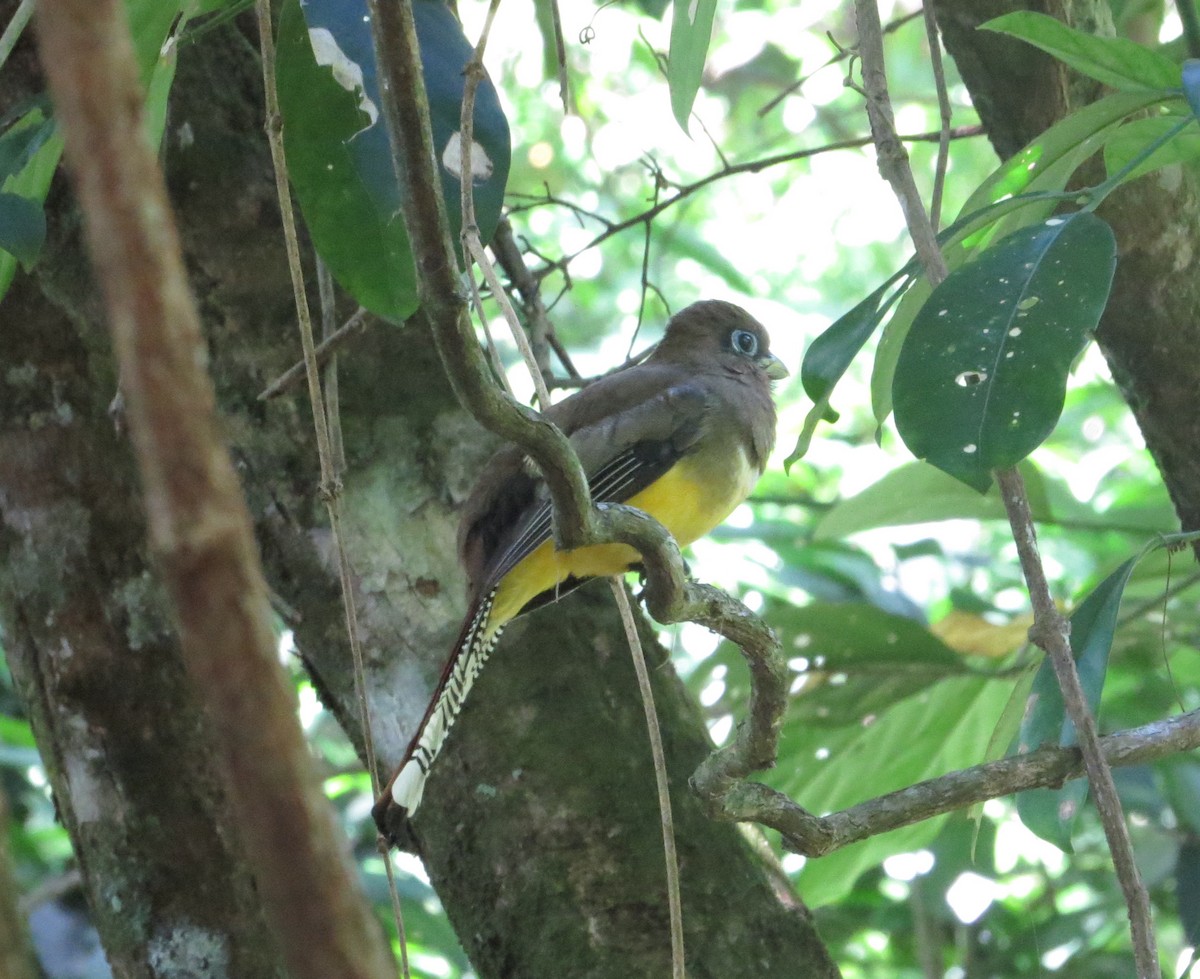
468;374;714;605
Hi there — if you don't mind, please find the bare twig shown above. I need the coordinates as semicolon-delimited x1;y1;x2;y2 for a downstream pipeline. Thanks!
611;579;685;979
922;5;952;232
490;218;574;382
762;709;1200;857
997;469;1157;976
508;126;982;281
757;8;924;118
35;2;392;977
0;0;35;71
853;0;947;284
258;307;370;400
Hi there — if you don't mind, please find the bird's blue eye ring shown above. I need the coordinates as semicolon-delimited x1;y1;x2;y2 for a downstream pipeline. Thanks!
731;329;758;357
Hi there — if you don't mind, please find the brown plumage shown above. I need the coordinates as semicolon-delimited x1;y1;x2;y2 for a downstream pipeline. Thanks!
374;300;787;833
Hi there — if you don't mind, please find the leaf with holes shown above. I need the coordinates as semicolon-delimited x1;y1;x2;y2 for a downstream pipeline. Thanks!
893;212;1116;492
276;0;510;321
668;0;718;131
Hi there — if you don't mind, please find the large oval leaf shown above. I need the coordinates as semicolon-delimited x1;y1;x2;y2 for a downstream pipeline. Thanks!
276;0;511;321
893;212;1117;492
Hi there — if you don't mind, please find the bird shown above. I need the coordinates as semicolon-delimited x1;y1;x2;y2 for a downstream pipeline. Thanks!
372;300;787;833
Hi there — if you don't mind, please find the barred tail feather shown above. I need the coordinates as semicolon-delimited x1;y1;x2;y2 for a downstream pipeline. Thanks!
385;589;505;818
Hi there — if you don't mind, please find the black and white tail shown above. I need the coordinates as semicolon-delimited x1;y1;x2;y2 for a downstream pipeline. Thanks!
384;590;504;817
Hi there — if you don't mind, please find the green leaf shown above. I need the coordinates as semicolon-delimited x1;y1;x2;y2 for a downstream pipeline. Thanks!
893;212;1117;492
1104;114;1200;183
668;0;718;131
0;192;46;267
776;601;966;727
276;0;511;321
870;92;1158;428
125;0;184;85
0;128;61;302
813;461;1051;540
949;91;1165;256
981;11;1181;92
784;676;1012;906
276;0;419;321
801;278;910;407
1014;554;1139;849
0;115;54;182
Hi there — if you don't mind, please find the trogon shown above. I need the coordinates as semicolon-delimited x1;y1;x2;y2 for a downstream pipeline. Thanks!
373;299;788;832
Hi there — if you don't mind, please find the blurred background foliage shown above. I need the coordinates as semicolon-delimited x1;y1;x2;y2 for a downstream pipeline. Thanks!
3;0;1200;975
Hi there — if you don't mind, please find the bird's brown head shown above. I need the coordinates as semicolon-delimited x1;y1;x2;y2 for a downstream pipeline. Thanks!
651;300;789;380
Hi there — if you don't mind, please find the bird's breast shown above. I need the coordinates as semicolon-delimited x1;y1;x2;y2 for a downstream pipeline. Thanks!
488;445;762;626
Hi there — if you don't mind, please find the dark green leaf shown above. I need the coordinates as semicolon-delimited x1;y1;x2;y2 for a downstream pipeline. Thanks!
982;12;1181;92
0;115;54;182
1014;555;1138;848
893;212;1117;492
668;0;718;131
0;192;46;267
1177;837;1200;954
277;0;511;320
802;278;909;407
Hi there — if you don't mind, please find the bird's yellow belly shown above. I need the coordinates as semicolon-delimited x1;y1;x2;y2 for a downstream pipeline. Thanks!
490;451;756;625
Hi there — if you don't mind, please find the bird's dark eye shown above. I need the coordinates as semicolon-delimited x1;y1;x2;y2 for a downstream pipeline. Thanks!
731;329;759;357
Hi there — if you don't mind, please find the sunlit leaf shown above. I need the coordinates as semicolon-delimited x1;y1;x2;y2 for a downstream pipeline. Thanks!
777;601;966;727
982;12;1181;92
893;212;1117;492
813;461;1051;540
1104;113;1200;183
782;676;1012;906
668;0;718;131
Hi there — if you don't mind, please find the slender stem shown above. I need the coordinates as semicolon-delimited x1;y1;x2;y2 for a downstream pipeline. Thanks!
1178;0;1200;60
0;0;36;72
258;307;371;401
255;1;407;972
922;4;952;232
854;0;947;284
996;468;1157;977
610;579;685;979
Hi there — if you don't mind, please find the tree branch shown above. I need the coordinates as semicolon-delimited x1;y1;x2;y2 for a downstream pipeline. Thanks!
741;709;1200;857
